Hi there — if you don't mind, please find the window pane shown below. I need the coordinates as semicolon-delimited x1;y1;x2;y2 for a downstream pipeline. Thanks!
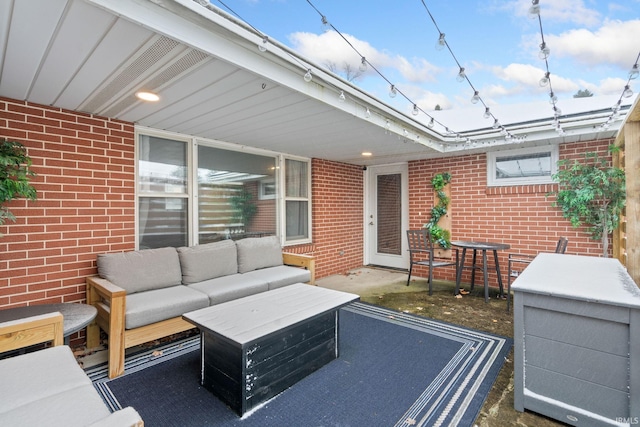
286;200;309;240
377;174;401;255
285;159;308;198
495;152;551;179
138;135;187;193
197;145;276;243
138;197;188;249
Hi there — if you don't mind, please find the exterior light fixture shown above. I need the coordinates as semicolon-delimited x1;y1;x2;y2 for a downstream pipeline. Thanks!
365;107;371;119
304;69;312;82
483;107;491;119
389;85;397;98
456;67;466;83
361;151;372;157
528;0;540;18
539;71;550;87
339;91;346;102
630;63;639;80
427;118;434;128
623;85;634;98
258;36;268;52
412;104;419;116
135;91;160;102
435;33;446;51
538;42;550;60
359;57;367;73
549;91;558;104
470;91;480;104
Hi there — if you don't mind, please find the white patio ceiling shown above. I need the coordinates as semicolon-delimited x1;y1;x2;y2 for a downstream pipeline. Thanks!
0;0;629;166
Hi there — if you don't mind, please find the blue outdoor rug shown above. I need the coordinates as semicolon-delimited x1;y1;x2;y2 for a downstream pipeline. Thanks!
89;302;512;427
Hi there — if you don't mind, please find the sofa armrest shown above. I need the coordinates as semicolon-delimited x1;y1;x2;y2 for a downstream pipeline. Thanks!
88;407;144;427
282;252;316;285
0;312;64;353
86;276;127;377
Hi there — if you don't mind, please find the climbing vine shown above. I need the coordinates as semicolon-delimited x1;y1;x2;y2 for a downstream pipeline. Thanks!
424;172;452;248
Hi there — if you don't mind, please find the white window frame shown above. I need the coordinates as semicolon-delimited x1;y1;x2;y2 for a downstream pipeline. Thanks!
487;145;558;187
135;126;312;249
280;155;312;245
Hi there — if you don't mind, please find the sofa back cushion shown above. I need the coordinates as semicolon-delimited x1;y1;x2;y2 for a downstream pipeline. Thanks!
97;247;182;294
236;236;283;273
177;240;238;285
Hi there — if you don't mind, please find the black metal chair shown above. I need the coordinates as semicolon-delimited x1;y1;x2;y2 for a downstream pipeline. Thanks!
506;237;568;311
406;229;459;295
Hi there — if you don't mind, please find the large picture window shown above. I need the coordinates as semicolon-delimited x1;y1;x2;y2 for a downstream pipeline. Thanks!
136;130;311;249
487;145;558;186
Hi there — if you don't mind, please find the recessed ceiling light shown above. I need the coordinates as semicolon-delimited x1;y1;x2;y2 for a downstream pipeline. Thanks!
362;152;372;157
135;91;160;102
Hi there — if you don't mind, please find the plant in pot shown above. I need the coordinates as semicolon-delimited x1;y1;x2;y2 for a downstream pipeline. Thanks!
1;138;38;236
548;147;625;257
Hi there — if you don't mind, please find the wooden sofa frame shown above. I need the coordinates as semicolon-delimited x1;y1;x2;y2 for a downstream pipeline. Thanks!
0;312;64;353
86;252;315;379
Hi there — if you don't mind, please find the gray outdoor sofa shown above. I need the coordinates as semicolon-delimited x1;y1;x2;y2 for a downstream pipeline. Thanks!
0;312;143;427
86;236;315;378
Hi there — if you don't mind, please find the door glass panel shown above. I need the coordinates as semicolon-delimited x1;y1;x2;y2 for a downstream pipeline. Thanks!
377;174;401;255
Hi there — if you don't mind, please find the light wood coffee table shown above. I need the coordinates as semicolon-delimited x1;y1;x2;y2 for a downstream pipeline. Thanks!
183;283;359;415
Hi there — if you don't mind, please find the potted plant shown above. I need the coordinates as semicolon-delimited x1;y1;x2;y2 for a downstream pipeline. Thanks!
548;147;625;257
1;138;37;235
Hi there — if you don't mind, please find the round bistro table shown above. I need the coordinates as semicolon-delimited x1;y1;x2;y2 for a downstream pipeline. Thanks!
452;241;511;303
0;303;97;345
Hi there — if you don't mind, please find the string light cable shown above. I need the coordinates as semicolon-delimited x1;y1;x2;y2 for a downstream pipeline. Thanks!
600;50;639;130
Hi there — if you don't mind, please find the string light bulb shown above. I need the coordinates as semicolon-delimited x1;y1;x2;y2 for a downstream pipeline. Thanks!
538;42;550;60
365;107;371;119
304;69;312;83
359;57;367;73
339;91;345;102
492;119;500;129
623;85;634;98
630;63;639;80
483;107;491;119
539;71;550;87
528;0;540;18
456;67;466;83
258;36;268;52
321;15;330;32
470;91;480;104
412;104;419;116
427;118;434;128
435;33;446;51
389;85;397;98
549;91;557;104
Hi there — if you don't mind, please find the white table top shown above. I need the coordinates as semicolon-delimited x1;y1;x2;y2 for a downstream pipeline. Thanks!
511;253;640;308
183;283;359;344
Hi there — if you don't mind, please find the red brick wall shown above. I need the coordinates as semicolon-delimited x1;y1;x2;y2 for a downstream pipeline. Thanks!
408;139;614;286
311;159;364;278
0;98;135;344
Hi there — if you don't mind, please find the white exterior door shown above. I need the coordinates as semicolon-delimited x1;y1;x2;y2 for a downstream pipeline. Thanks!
365;164;409;269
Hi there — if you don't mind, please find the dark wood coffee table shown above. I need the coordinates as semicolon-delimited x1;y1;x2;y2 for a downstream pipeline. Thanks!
183;283;358;416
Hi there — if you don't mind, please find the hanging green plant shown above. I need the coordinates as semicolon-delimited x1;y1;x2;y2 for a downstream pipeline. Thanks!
1;138;37;233
424;172;452;248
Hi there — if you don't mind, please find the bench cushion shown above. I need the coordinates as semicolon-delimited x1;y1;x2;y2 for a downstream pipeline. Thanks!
125;285;209;329
236;236;283;273
0;346;92;414
242;265;311;290
177;240;237;284
188;274;269;305
97;247;182;294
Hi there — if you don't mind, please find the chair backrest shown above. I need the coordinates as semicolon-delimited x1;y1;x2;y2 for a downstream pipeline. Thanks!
407;229;434;252
555;237;568;254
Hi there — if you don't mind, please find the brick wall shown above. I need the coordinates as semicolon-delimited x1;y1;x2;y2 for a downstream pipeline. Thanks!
408;139;614;286
311;159;364;278
0;98;135;343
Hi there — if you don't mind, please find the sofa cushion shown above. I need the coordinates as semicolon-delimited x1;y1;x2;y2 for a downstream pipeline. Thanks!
0;384;111;427
125;285;209;329
242;265;311;290
236;236;283;273
188;274;269;305
177;240;237;284
97;247;182;294
0;345;91;414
